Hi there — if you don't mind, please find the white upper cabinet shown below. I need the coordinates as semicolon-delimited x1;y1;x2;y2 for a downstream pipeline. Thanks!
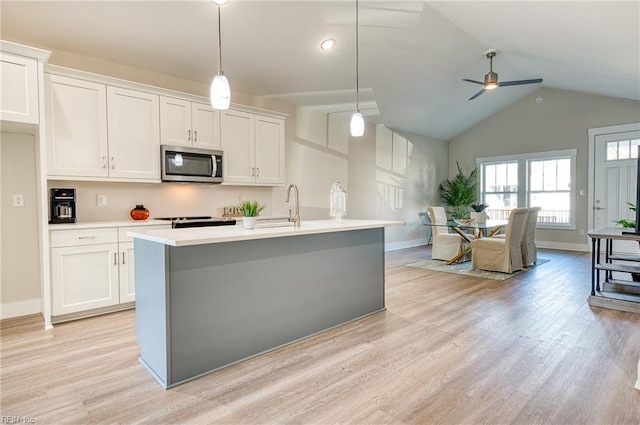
45;74;109;178
255;115;285;185
45;72;161;181
221;109;255;184
107;87;160;180
222;109;285;186
160;96;220;151
0;52;39;124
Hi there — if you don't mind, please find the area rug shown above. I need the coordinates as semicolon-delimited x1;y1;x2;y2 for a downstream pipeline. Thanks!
405;258;550;281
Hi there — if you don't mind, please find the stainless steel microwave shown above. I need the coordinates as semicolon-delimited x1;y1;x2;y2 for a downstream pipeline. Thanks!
161;145;223;183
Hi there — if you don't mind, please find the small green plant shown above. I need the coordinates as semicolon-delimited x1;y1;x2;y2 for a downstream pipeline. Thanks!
471;203;489;212
238;200;266;217
440;162;478;219
614;202;637;228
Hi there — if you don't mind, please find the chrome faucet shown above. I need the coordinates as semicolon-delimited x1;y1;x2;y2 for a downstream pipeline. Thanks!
285;184;301;227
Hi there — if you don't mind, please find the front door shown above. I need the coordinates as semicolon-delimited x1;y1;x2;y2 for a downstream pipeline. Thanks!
593;130;639;254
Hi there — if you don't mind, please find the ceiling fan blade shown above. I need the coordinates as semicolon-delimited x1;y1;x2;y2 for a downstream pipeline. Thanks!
468;88;486;100
462;78;485;86
498;78;543;87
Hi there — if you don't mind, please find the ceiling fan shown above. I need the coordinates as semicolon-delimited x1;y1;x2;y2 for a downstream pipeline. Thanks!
463;49;543;100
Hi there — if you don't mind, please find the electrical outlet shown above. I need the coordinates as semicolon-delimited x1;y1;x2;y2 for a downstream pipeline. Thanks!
12;194;24;207
579;229;585;236
97;195;107;206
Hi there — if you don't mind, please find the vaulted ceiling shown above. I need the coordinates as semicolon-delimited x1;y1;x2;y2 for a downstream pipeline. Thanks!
2;1;639;140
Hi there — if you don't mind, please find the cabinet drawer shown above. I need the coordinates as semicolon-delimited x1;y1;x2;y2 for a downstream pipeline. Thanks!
50;228;118;248
118;224;170;243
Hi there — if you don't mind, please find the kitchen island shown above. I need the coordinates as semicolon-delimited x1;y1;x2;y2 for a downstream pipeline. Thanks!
129;219;403;389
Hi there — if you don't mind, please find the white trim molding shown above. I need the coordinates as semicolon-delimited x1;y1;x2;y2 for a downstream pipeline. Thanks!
385;238;429;252
587;122;640;235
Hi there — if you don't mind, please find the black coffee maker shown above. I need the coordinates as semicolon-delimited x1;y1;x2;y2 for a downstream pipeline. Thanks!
50;188;77;224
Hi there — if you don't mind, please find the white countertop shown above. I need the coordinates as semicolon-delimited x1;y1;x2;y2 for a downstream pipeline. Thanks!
128;219;405;247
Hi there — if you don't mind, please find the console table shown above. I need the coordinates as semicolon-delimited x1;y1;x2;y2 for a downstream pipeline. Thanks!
588;227;640;314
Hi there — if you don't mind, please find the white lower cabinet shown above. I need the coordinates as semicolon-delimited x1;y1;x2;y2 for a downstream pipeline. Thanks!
51;243;120;315
50;224;169;319
119;242;136;303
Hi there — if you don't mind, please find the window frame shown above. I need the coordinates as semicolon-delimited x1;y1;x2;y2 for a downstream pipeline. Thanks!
476;149;577;230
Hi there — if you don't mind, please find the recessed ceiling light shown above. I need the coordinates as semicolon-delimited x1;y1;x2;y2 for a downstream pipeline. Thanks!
320;39;336;50
211;0;229;5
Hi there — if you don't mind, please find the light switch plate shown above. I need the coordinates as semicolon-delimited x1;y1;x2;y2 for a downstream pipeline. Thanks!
97;195;107;206
12;194;24;207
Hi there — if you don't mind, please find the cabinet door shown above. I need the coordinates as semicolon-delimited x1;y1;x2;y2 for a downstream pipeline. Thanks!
107;87;160;180
119;242;136;303
45;74;108;177
221;109;255;184
192;102;221;151
51;243;119;315
160;96;192;147
0;52;38;124
255;115;285;185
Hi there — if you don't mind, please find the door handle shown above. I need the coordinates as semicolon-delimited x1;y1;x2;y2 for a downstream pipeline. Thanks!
194;130;198;142
188;129;191;141
113;253;117;266
122;252;126;264
593;206;605;210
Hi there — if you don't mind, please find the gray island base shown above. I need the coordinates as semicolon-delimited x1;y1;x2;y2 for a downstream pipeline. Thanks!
131;221;401;389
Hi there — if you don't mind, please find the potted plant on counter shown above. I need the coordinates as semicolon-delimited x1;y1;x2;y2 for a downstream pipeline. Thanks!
238;200;266;230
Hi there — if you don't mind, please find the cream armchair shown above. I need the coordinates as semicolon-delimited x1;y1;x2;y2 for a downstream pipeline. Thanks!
427;206;466;262
470;208;529;273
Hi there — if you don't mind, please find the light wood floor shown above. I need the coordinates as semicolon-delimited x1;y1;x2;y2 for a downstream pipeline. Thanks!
1;248;639;424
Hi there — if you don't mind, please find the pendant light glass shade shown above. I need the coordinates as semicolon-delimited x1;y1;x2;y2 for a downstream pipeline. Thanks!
210;74;230;109
211;3;230;110
350;0;363;137
350;112;364;137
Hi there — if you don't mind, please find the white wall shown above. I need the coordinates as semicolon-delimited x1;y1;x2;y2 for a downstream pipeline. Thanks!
448;87;640;249
1;132;41;318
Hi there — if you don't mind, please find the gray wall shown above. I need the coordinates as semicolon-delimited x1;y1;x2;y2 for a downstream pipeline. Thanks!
448;87;640;248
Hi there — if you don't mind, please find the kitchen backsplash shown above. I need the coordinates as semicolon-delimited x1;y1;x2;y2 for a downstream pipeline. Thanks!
48;181;276;222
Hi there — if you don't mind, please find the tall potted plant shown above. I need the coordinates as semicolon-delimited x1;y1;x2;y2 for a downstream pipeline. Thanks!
439;162;478;219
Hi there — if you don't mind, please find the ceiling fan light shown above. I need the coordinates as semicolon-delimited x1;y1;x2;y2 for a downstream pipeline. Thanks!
210;74;230;109
484;71;498;90
350;111;364;137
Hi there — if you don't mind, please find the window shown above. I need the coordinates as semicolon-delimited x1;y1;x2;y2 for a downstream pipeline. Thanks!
477;149;577;228
606;139;640;161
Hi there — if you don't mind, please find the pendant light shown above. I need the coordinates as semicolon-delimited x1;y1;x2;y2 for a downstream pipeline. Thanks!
350;0;364;137
210;0;230;109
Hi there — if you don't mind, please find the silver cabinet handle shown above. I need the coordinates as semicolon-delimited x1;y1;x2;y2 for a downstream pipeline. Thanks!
188;129;191;141
251;167;255;177
111;157;115;170
122;252;126;264
194;130;198;142
77;235;95;240
102;157;106;169
113;252;117;266
256;167;260;177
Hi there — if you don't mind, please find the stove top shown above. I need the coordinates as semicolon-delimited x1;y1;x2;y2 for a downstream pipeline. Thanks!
155;216;237;228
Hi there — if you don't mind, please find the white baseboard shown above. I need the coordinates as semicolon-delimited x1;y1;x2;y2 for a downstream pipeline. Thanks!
385;238;429;252
536;241;590;252
384;238;589;253
1;298;41;320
